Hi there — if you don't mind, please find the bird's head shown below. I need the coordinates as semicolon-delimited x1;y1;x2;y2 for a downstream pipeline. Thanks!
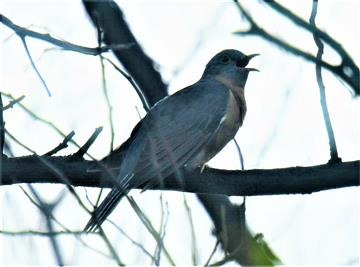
202;49;258;89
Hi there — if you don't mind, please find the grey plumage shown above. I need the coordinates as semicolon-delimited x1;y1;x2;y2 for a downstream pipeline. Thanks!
84;49;257;232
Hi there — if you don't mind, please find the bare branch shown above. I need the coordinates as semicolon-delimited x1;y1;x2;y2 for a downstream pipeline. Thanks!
71;127;103;159
183;194;198;265
1;93;74;142
309;1;341;163
0;14;132;56
4;129;36;154
20;36;51;96
0;229;95;236
204;239;220;266
26;185;65;265
1;156;358;196
1;95;25;111
104;57;149;111
233;0;359;95
263;0;359;92
44;131;75;156
82;0;168;109
108;219;156;261
99;57;115;152
0;93;4;155
127;196;176;265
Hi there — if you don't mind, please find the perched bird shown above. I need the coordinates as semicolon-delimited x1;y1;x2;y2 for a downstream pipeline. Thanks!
85;49;258;232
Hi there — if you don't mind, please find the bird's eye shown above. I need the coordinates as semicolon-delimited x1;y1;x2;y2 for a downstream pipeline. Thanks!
220;55;230;64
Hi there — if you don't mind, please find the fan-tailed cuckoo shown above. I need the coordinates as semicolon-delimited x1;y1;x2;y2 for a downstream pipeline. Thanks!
85;49;258;232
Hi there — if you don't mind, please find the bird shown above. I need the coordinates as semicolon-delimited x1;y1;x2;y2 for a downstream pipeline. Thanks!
84;49;258;232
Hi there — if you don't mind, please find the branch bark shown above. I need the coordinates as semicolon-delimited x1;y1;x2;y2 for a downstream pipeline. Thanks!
1;156;358;196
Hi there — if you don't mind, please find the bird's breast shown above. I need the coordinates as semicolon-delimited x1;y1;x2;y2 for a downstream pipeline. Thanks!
212;90;244;150
186;89;245;169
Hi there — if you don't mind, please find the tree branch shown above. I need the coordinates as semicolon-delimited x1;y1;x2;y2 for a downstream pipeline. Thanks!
82;0;168;109
1;156;358;196
233;0;359;95
263;0;359;93
80;1;358;264
0;93;4;155
0;14;131;56
309;0;340;163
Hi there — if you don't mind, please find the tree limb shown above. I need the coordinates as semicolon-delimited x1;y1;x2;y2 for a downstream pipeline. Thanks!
233;0;359;95
0;14;131;56
80;1;358;264
82;0;168;110
1;156;358;196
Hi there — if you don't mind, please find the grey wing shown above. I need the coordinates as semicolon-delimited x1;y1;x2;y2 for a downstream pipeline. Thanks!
118;80;230;190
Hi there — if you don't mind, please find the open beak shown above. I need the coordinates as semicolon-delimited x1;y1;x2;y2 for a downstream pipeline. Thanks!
247;53;260;61
245;53;260;72
245;67;259;72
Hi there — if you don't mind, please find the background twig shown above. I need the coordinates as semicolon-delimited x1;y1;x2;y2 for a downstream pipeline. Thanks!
309;0;341;163
233;0;359;95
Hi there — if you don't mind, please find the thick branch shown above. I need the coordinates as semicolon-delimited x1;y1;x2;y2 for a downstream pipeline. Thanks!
1;156;358;196
82;0;168;109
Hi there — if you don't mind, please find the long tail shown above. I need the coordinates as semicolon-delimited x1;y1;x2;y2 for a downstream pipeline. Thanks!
84;188;127;232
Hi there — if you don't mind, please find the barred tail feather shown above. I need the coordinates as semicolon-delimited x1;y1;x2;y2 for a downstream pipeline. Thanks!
84;188;127;232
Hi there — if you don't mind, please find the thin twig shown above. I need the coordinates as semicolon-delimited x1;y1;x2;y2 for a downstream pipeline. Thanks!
127;197;175;265
4;129;36;154
0;93;4;186
96;21;115;153
233;0;359;95
20;36;51;96
1;93;73;141
0;229;95;236
233;138;244;170
0;14;132;56
108;219;156;261
71;127;103;159
153;193;165;265
183;194;198;265
98;227;124;265
34;156;124;264
104;57;150;111
153;195;170;265
44;131;75;156
0;93;4;154
309;0;341;163
204;239;220;266
263;0;358;70
1;95;25;111
1;93;101;161
26;184;65;266
100;57;115;152
18;186;113;260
